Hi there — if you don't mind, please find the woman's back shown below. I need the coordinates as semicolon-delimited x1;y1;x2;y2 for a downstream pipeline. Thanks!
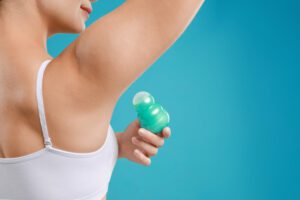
0;57;115;159
0;59;118;200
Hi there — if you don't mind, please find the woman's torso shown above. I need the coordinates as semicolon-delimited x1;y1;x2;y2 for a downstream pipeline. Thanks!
0;58;118;200
0;58;115;159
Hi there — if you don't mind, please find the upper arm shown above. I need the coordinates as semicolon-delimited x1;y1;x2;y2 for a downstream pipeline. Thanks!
74;0;205;100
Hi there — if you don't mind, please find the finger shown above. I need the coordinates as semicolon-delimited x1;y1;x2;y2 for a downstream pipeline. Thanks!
138;128;165;148
134;137;152;158
160;127;171;138
132;137;158;157
133;149;151;166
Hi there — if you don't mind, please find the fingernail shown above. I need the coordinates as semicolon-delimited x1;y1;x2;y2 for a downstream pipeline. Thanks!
134;149;140;155
138;128;145;136
164;131;169;137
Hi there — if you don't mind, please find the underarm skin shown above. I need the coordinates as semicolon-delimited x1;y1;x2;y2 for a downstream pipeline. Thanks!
75;0;205;99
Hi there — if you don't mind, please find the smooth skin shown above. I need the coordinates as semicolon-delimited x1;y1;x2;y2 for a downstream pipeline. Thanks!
0;0;204;199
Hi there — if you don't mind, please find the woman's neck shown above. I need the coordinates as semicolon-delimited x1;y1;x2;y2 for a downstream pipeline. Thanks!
0;1;50;61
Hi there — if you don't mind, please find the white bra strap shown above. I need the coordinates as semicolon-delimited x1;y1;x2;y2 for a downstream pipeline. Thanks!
36;59;53;147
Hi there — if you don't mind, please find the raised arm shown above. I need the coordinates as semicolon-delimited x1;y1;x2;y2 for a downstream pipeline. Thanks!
74;0;205;101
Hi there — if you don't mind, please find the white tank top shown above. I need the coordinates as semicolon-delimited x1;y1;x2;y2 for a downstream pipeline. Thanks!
0;59;119;200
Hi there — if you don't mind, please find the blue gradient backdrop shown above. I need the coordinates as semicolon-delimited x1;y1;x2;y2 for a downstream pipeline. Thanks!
48;0;300;199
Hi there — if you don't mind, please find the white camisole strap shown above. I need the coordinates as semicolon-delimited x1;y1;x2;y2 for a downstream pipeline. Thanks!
36;59;53;147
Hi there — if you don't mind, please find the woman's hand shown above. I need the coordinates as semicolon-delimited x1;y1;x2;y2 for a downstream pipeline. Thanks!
116;118;171;166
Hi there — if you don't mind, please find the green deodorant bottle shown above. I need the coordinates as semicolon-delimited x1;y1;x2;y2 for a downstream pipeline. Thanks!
133;91;170;134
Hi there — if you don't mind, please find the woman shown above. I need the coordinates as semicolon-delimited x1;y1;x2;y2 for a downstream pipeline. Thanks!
0;0;204;199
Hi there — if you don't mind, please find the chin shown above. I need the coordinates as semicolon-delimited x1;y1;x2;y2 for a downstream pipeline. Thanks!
58;13;87;33
74;18;87;33
80;23;86;33
72;24;86;33
63;20;86;34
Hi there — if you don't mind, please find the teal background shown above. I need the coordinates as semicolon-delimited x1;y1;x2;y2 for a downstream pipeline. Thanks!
48;0;300;199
